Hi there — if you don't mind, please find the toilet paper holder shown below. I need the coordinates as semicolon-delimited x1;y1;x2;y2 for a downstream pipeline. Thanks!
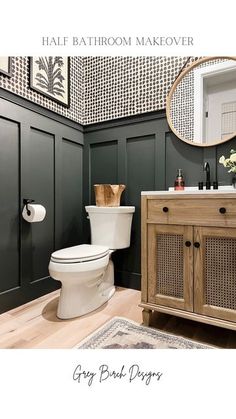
23;198;35;216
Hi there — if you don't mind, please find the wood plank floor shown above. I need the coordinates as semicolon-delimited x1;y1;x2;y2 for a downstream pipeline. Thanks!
0;287;236;348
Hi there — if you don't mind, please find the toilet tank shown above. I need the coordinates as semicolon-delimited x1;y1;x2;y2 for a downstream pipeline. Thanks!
85;206;135;249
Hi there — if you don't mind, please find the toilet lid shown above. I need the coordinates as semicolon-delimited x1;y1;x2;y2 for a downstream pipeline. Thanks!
51;244;109;263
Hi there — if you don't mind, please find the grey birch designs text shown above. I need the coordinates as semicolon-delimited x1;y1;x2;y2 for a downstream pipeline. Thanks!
35;57;65;98
73;363;163;386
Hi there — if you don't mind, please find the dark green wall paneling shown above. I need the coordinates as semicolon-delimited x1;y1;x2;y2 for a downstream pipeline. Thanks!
84;119;162;290
165;134;204;186
0;118;20;293
27;128;55;283
84;113;236;291
90;141;118;202
117;135;155;287
0;98;83;313
61;139;83;248
1;88;236;312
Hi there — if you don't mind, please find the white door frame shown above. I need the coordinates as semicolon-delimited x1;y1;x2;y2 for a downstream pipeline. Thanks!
193;60;236;143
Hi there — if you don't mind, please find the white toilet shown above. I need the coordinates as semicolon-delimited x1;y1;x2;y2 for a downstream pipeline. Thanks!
49;205;135;319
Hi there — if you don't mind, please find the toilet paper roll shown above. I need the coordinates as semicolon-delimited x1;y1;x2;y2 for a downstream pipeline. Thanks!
22;204;46;223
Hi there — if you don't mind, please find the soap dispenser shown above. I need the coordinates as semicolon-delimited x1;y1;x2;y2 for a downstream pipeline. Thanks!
174;169;185;191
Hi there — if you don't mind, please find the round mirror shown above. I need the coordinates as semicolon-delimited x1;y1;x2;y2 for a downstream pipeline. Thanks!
166;56;236;146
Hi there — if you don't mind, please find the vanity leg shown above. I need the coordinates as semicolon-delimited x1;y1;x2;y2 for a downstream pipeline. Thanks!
142;309;152;326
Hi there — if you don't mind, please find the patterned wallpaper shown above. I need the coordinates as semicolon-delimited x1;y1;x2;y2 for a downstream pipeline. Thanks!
171;69;194;141
83;56;189;124
0;56;192;125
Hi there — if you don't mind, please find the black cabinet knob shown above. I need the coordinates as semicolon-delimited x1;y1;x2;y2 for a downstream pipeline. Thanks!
163;207;169;213
219;207;226;214
194;242;200;248
185;241;191;247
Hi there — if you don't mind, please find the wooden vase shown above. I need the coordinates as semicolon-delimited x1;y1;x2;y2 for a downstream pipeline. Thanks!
94;184;126;207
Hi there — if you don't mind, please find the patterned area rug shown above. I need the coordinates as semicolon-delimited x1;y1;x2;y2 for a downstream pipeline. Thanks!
77;317;213;349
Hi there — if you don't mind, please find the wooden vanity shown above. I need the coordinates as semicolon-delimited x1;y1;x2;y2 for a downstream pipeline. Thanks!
140;190;236;330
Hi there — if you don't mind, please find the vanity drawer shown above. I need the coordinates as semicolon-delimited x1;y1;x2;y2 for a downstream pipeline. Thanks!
147;198;236;227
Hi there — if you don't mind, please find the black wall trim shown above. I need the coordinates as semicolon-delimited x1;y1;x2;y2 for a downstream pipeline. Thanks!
84;110;167;132
0;88;84;133
115;271;141;291
0;277;60;314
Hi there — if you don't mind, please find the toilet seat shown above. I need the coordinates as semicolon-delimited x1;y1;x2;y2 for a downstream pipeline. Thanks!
51;244;109;264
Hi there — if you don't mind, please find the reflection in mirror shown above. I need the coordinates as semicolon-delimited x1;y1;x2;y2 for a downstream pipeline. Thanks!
167;57;236;146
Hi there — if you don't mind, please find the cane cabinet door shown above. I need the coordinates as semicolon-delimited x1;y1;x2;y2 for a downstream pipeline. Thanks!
194;227;236;322
147;224;193;311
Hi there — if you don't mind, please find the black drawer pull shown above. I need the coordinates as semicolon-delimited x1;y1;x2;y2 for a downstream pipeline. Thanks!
219;207;226;214
185;241;191;247
163;207;169;213
194;242;200;248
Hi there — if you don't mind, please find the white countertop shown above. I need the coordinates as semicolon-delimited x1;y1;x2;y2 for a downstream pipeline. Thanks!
141;186;236;195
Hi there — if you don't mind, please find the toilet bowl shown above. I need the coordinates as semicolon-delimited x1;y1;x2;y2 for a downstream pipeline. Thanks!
49;206;135;319
49;244;114;319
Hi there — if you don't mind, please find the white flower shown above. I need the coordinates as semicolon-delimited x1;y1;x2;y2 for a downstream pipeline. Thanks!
230;153;236;163
219;152;236;172
219;156;225;164
224;158;231;167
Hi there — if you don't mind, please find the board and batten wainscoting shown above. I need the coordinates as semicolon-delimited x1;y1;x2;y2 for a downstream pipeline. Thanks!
1;89;236;312
83;112;236;291
0;92;83;313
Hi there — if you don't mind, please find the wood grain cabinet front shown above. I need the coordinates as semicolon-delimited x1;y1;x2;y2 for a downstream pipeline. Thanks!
147;198;236;227
141;193;236;330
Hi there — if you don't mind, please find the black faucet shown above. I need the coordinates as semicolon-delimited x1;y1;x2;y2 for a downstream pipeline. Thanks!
204;162;211;189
